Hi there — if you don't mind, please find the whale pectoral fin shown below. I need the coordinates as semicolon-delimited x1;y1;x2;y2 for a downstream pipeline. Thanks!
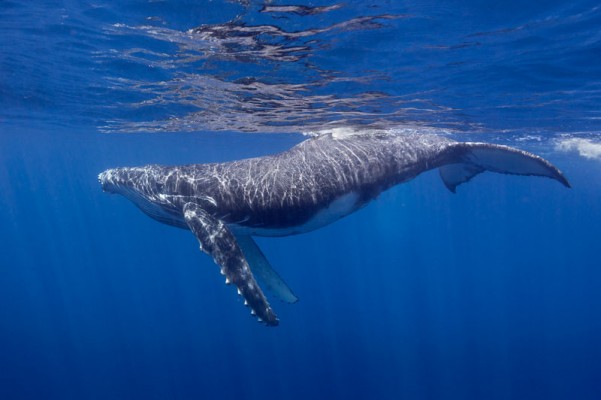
440;142;571;192
236;235;299;304
183;203;279;326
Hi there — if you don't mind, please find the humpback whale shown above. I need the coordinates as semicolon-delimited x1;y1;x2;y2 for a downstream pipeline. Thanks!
99;131;570;326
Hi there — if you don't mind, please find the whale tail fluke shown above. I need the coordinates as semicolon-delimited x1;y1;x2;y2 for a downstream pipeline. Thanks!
439;142;571;193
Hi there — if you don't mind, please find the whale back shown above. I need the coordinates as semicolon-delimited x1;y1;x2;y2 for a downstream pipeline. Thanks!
169;133;455;230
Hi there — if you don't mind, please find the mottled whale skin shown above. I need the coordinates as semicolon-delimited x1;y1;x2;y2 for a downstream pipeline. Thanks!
99;132;570;326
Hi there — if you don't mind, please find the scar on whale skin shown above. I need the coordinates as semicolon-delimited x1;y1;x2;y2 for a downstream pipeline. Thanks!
99;131;570;326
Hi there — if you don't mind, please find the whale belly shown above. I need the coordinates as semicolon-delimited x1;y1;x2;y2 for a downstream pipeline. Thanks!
231;191;362;237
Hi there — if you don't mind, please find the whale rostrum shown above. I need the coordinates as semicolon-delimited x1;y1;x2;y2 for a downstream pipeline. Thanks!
99;132;570;326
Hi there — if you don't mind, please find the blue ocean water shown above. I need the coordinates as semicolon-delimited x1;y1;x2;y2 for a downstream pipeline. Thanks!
1;1;601;399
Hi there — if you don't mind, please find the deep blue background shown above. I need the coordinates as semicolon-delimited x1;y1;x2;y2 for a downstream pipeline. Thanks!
2;1;601;399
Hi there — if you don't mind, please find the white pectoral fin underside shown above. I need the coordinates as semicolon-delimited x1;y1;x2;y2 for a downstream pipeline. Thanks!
236;235;298;304
439;142;571;192
183;203;279;326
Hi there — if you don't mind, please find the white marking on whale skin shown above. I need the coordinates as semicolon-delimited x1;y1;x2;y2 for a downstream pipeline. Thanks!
231;191;362;237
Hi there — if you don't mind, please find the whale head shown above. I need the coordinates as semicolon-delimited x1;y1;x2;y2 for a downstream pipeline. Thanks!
98;168;119;194
99;167;146;195
98;166;185;227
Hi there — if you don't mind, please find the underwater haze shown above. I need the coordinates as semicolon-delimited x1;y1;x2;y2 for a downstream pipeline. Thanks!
1;1;601;399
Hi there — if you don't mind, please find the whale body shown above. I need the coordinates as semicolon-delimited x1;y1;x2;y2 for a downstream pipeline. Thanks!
99;132;570;326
